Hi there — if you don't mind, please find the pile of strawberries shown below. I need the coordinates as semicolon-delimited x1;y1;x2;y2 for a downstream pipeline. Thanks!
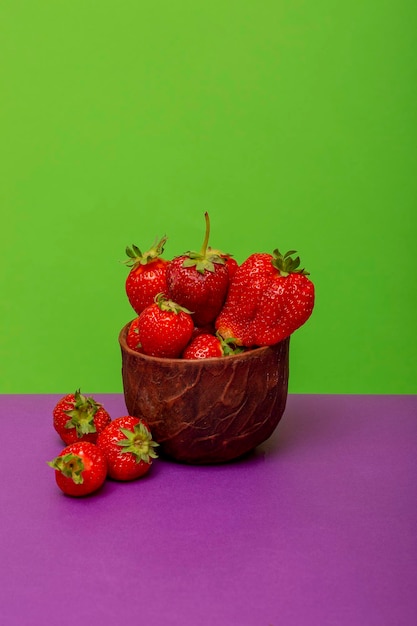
124;212;315;359
48;213;315;496
48;390;158;497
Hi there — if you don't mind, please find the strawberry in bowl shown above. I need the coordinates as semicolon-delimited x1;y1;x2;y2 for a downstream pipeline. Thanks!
216;248;315;346
124;236;170;315
166;213;230;327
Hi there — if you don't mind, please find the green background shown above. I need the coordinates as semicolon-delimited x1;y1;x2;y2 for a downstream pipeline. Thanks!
1;1;416;394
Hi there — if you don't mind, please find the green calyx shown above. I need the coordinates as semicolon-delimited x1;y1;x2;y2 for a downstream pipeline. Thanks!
64;389;100;437
154;292;193;315
47;453;85;484
125;235;168;268
116;423;159;464
182;212;225;274
207;246;233;259
216;332;245;356
271;249;310;277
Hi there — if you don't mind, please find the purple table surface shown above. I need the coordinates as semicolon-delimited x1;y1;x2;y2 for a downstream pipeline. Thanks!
1;394;416;626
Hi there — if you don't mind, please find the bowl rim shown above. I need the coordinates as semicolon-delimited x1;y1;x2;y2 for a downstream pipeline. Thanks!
118;320;283;365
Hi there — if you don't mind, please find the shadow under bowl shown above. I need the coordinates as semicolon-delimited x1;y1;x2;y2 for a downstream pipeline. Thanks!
119;322;290;464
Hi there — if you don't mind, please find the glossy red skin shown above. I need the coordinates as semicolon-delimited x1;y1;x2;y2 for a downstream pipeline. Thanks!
223;256;239;281
125;258;169;315
97;416;153;481
138;301;194;358
252;272;315;344
166;256;230;327
215;253;315;346
182;333;223;359
53;394;112;445
126;317;144;353
53;442;107;497
216;253;275;341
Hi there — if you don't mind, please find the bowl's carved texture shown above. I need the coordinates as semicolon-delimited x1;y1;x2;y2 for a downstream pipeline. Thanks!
119;323;289;464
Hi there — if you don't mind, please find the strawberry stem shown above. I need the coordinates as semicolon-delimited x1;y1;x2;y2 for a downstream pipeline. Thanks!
199;212;210;257
181;212;225;274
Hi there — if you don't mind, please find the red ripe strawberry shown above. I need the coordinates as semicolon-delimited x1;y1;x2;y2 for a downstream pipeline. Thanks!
166;213;230;326
182;332;244;359
182;333;223;359
126;317;144;353
125;236;169;315
53;390;112;445
97;416;158;481
48;441;107;497
216;249;315;346
138;293;194;358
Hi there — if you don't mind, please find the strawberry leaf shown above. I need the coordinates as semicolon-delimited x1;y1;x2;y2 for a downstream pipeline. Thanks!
124;236;167;268
116;423;159;463
272;249;310;276
47;453;85;484
63;389;99;436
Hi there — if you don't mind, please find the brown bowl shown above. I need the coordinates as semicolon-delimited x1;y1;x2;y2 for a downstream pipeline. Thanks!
119;322;290;464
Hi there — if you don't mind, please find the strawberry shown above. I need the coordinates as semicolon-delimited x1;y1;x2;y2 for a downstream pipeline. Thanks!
97;416;158;481
182;332;244;359
48;441;107;497
138;293;194;358
166;213;230;326
215;249;315;346
125;236;169;315
182;333;223;359
53;390;112;445
126;317;144;353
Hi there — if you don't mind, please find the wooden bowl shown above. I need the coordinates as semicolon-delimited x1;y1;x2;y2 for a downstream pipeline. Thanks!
119;322;290;464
